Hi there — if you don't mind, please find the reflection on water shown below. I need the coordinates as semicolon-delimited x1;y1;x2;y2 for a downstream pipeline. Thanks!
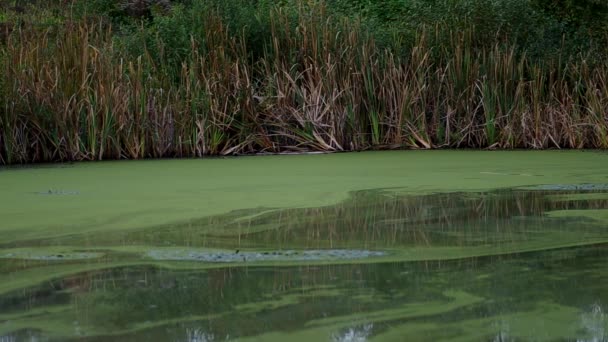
580;304;606;342
0;331;44;342
11;188;606;253
1;188;608;341
2;248;608;341
183;328;228;342
491;320;512;342
331;323;374;342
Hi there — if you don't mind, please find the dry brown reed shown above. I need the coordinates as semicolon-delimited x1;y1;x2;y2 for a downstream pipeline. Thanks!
1;3;607;164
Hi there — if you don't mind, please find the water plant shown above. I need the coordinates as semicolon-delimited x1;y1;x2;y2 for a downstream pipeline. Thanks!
0;0;607;164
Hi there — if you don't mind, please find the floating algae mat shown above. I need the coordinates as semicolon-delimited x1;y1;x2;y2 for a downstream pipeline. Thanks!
0;249;101;260
146;249;386;263
1;151;608;341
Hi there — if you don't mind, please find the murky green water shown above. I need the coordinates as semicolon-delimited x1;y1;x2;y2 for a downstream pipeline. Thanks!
1;151;608;341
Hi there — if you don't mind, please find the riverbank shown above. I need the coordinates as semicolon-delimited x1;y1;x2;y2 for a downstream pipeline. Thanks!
1;1;608;164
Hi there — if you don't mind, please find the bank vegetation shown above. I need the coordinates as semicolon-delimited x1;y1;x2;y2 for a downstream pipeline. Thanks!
1;0;607;163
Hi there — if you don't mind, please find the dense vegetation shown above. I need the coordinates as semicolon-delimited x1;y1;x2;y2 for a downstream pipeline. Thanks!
1;0;607;163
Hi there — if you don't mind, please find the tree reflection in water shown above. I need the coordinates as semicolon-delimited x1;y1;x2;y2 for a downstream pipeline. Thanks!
331;323;373;342
579;303;606;342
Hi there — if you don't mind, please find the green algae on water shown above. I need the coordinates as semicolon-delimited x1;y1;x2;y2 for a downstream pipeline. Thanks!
1;151;608;341
1;151;607;245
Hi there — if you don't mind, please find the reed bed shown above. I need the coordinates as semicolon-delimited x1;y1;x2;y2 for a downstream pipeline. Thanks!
1;2;607;164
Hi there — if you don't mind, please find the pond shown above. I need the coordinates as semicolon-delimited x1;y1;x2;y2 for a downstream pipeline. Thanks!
1;151;608;341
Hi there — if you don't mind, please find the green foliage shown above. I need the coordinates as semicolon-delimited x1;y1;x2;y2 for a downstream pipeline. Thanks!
533;0;608;25
58;0;608;67
530;0;608;60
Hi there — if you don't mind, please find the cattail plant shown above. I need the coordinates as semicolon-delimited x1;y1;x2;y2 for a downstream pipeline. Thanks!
1;0;607;164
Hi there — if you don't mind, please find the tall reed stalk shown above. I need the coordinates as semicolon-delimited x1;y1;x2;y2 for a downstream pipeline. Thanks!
1;1;607;164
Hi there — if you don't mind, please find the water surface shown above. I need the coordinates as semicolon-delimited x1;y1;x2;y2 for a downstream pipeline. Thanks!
1;151;608;341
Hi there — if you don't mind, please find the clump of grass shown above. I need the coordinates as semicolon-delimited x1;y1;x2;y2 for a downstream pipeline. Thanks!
1;0;607;164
